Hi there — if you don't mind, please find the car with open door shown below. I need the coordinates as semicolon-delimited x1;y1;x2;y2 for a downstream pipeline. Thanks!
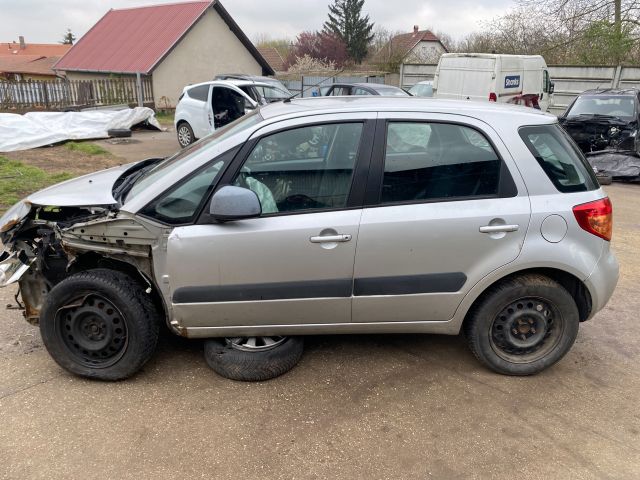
174;80;261;148
0;97;618;382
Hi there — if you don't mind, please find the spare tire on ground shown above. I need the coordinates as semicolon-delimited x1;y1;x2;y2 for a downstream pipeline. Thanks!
204;336;304;381
107;128;132;138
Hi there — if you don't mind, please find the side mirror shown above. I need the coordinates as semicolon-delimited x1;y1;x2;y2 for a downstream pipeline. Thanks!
549;82;555;94
209;186;261;222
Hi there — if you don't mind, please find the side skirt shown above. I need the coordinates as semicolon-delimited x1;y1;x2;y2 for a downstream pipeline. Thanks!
182;320;461;338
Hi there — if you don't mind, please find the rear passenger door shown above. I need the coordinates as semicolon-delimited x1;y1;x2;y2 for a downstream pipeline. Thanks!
352;113;531;323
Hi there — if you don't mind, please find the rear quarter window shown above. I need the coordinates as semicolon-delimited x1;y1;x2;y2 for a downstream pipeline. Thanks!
519;124;599;193
187;85;210;102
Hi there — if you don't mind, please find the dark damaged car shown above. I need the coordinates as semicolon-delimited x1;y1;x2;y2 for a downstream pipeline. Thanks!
559;89;640;181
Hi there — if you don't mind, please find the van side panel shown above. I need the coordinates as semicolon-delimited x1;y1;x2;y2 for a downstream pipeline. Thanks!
434;56;495;102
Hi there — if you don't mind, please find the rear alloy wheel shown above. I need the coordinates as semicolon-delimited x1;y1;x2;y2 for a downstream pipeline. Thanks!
40;269;160;380
465;274;580;375
177;122;195;148
204;336;304;381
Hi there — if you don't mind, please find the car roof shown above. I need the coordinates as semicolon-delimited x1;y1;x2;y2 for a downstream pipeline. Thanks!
580;88;639;96
185;79;271;89
258;96;556;126
331;82;399;90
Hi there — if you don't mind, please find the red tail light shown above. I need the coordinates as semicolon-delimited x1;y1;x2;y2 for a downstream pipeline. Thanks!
489;92;497;102
573;197;613;241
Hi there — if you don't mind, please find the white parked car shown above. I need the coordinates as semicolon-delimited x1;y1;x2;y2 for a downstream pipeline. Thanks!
174;80;290;148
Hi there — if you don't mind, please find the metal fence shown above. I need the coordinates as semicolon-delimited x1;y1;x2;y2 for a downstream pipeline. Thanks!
0;76;154;111
279;75;386;97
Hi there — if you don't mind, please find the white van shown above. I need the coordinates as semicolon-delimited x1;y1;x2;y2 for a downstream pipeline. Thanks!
433;53;554;111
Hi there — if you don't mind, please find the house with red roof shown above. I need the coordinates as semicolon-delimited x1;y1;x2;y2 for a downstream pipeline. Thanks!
54;1;273;108
0;37;71;80
371;26;448;69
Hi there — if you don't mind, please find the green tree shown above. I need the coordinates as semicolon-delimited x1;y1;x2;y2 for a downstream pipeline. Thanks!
323;0;374;63
61;28;76;45
578;20;634;64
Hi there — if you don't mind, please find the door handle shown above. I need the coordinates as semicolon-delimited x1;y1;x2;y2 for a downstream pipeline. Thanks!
479;224;519;233
309;234;352;243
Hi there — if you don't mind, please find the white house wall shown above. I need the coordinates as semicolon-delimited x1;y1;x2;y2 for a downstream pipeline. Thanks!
405;41;446;64
152;8;262;108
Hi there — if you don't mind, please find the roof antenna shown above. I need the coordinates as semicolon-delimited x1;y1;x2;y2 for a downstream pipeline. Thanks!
284;68;345;102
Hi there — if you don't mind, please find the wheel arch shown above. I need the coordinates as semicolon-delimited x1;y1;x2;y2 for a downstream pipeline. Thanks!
461;267;592;331
68;252;169;328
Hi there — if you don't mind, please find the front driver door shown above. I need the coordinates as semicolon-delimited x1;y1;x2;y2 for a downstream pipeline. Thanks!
167;114;375;332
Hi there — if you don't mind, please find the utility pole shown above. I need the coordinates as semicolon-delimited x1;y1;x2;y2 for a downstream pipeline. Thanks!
615;0;622;64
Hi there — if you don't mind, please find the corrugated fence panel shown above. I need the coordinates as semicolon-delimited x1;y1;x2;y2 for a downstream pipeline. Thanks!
399;63;438;89
547;66;618;115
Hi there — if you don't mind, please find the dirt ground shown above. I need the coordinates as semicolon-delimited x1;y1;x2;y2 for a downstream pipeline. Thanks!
3;128;180;175
0;131;639;479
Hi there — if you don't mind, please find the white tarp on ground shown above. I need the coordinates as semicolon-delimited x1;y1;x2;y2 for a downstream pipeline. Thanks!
0;107;161;152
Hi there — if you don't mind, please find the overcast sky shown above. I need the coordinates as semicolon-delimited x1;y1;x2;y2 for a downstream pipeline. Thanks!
0;0;515;45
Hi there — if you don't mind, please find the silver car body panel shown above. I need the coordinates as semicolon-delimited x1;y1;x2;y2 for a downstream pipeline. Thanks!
168;209;362;328
26;164;134;207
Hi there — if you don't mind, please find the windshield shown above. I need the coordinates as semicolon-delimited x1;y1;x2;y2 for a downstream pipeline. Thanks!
567;95;636;119
255;85;289;100
408;83;433;97
125;109;263;203
373;86;409;96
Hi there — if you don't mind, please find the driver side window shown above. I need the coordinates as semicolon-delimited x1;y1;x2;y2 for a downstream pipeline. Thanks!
212;87;247;129
233;123;363;214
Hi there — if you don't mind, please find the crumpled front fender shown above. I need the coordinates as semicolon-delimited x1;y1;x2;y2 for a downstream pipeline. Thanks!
0;251;35;287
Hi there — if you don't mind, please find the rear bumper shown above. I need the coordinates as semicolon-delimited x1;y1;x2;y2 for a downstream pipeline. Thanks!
584;247;619;319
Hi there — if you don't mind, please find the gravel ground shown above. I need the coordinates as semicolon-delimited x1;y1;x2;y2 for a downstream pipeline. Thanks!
0;136;638;479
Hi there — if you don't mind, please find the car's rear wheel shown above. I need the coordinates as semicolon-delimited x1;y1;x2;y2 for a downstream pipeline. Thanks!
40;269;160;381
177;122;195;148
204;336;304;381
464;274;579;375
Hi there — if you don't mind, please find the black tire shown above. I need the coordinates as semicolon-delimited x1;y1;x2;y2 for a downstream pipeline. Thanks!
464;274;579;376
107;128;132;138
39;269;160;381
176;122;195;148
204;336;304;381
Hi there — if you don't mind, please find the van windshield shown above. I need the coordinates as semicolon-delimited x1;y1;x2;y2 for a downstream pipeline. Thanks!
124;109;263;203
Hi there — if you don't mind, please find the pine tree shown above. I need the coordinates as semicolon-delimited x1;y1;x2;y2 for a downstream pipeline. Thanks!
61;29;76;45
323;0;374;64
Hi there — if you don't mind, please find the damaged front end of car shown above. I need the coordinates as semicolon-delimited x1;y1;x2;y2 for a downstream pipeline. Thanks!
0;160;166;326
561;115;640;181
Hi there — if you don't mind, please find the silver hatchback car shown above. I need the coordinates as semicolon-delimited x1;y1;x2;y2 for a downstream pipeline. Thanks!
0;98;618;381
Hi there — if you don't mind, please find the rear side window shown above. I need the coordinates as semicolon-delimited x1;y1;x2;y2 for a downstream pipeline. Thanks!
381;122;502;203
187;85;210;102
519;125;598;193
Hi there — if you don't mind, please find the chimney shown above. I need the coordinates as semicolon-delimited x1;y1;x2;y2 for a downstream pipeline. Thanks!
19;36;25;49
413;25;419;34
